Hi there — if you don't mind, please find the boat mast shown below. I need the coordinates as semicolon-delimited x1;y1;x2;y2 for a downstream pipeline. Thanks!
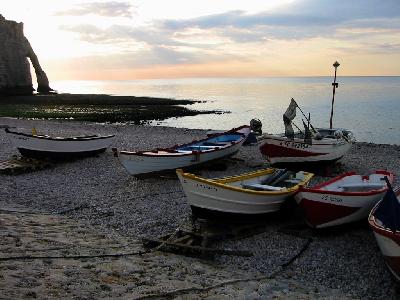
329;61;340;129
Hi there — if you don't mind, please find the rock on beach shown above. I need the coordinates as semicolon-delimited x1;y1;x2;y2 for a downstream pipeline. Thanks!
0;117;399;299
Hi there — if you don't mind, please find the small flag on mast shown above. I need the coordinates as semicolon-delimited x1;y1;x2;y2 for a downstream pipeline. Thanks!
283;98;297;140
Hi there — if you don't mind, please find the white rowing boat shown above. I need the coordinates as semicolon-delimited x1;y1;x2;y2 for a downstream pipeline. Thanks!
114;125;250;176
177;168;314;219
5;128;114;159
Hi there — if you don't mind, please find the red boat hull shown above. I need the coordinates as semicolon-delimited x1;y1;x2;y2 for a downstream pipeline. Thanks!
259;134;352;164
295;171;393;228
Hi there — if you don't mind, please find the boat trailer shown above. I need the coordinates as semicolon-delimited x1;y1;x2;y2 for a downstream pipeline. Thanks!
142;218;275;258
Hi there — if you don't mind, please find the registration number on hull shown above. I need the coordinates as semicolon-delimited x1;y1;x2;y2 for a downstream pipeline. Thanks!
321;195;343;203
281;141;310;149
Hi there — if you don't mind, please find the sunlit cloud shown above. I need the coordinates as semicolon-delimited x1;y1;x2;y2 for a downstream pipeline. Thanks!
60;24;183;46
55;1;134;18
3;0;399;79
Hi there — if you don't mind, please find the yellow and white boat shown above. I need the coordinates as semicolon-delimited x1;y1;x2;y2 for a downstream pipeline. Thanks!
176;168;314;219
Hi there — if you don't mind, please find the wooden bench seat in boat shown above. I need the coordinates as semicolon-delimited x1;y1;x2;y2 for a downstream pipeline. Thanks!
203;142;229;146
179;145;219;151
241;183;284;191
284;179;302;184
175;150;195;153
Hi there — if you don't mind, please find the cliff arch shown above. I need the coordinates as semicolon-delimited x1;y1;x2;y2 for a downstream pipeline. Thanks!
0;15;53;95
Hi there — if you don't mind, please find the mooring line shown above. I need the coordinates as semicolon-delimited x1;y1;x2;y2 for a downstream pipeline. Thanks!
135;237;313;300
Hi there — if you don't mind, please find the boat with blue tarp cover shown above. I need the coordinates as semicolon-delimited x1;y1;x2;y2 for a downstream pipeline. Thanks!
114;125;250;176
369;179;400;280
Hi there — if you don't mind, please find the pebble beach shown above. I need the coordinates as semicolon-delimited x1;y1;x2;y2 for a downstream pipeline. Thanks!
1;117;400;299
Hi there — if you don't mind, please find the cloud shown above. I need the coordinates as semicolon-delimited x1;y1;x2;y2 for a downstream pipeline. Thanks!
60;0;400;46
162;0;400;30
56;0;400;72
60;23;223;49
54;45;229;70
55;1;133;18
159;0;400;41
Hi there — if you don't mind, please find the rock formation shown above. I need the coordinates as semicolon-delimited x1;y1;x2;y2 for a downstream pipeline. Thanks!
0;15;52;95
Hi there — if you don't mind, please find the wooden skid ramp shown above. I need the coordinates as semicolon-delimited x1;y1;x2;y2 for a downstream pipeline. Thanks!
142;219;271;258
0;156;51;175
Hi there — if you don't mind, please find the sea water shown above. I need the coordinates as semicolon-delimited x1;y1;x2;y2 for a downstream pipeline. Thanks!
52;76;400;145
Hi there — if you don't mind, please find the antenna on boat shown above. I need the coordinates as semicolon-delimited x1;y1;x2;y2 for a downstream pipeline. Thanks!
329;61;340;129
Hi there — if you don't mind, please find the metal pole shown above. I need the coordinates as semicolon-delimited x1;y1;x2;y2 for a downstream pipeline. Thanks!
329;61;340;129
292;98;318;133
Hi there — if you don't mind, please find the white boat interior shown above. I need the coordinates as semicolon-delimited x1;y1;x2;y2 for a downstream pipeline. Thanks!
221;169;307;191
321;174;387;192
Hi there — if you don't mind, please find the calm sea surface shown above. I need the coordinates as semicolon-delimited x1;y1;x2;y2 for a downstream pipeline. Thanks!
52;77;400;145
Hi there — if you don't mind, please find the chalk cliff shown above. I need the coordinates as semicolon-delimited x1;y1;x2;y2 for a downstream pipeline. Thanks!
0;15;52;95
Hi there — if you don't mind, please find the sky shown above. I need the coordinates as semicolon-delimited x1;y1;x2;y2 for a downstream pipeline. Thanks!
2;0;400;80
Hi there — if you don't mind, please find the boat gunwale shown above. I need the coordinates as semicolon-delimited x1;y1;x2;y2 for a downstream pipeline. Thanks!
177;168;314;195
299;170;394;196
260;134;350;147
5;128;115;141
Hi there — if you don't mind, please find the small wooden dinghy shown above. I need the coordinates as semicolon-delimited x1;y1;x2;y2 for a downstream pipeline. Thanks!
369;182;400;280
115;125;250;176
5;128;114;159
295;170;394;228
177;168;314;219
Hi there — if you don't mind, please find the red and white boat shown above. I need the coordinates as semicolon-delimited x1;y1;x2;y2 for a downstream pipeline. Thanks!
260;64;355;165
259;127;354;165
369;184;400;280
295;170;394;228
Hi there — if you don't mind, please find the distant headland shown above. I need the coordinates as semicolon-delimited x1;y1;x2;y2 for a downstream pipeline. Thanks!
0;15;217;123
0;15;52;95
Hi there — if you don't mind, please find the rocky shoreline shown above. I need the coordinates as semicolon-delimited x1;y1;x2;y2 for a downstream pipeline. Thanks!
0;94;217;124
1;117;399;299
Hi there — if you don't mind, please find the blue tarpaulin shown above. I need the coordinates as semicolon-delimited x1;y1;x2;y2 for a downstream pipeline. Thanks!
373;178;400;232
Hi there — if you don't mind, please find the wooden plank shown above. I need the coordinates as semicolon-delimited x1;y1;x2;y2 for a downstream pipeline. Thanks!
143;237;252;257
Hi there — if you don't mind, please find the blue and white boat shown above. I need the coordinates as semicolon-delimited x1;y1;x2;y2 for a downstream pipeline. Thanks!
114;125;250;176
